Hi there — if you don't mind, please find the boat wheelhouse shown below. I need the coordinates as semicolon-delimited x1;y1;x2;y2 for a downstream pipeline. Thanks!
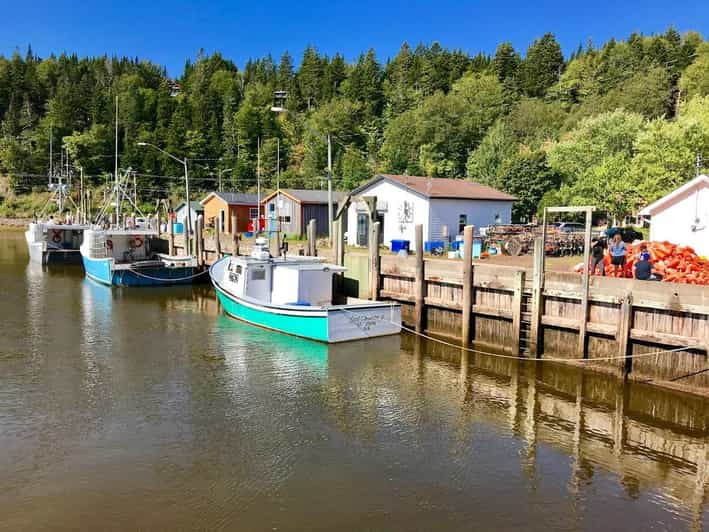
25;222;88;265
210;239;401;343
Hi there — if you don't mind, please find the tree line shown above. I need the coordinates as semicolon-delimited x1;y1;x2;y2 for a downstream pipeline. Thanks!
1;27;708;221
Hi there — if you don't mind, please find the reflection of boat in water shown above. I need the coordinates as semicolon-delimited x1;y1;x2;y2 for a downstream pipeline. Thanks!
25;222;88;265
210;238;401;343
81;228;198;287
216;314;401;368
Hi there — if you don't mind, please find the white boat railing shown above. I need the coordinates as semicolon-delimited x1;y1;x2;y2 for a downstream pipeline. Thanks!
87;232;109;259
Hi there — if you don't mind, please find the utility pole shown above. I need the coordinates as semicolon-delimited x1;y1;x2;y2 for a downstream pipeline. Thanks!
257;136;261;234
327;132;333;247
696;153;702;177
276;137;280;234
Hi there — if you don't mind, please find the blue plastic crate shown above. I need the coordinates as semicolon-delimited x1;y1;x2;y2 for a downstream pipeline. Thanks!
391;239;410;253
424;240;446;253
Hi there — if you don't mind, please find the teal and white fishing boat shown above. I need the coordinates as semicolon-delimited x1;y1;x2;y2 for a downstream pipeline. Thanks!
210;238;401;343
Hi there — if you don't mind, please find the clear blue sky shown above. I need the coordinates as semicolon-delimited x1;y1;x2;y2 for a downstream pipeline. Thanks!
2;0;707;76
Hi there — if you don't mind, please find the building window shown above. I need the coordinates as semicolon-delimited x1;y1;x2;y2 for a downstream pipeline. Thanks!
279;216;291;224
268;203;275;212
458;214;467;235
249;207;259;219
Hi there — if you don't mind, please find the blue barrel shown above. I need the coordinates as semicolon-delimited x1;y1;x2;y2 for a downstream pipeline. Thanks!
174;222;184;234
391;240;410;253
472;239;482;258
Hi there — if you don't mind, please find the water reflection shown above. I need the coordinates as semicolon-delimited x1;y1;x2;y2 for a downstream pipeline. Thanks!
1;230;708;531
402;334;709;530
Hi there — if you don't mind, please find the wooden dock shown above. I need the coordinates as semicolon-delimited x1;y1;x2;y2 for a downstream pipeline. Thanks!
172;220;709;396
360;225;709;396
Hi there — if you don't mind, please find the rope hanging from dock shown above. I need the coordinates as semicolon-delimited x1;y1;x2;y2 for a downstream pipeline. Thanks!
388;305;692;363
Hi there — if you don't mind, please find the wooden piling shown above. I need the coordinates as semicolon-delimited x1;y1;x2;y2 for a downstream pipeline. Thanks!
414;224;425;332
529;236;544;357
461;225;474;345
215;217;222;258
334;199;347;267
168;218;175;256
511;269;525;356
196;215;204;267
307;219;317;256
577;209;593;357
369;221;381;301
617;293;633;376
231;214;238;256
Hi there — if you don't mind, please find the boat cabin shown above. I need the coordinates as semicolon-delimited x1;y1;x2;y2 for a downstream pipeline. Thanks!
223;241;345;307
83;229;168;263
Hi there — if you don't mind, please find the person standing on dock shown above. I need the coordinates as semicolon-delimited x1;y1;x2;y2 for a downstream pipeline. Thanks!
591;236;606;276
609;233;627;277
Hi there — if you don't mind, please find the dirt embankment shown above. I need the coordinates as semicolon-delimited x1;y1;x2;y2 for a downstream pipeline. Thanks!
0;217;31;228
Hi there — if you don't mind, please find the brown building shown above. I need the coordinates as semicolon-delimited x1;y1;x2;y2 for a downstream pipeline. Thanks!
200;192;262;233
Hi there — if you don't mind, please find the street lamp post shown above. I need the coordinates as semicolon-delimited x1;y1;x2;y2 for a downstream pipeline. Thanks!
137;142;192;255
271;92;333;246
218;168;233;193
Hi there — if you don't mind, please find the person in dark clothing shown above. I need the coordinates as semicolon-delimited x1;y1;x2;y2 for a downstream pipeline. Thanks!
635;248;662;281
590;237;606;276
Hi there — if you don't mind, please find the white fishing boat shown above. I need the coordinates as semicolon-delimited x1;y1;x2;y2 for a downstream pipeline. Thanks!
25;221;87;265
25;129;89;264
210;238;401;343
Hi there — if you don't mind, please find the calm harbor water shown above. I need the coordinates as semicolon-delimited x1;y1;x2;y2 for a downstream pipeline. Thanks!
1;229;708;531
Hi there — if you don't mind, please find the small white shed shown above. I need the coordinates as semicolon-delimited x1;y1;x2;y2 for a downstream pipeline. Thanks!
638;175;709;257
346;174;515;251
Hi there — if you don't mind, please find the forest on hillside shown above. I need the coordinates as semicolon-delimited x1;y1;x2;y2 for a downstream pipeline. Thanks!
1;27;709;220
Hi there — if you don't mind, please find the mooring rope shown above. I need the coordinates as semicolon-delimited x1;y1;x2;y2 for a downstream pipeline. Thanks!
380;302;693;363
126;267;210;283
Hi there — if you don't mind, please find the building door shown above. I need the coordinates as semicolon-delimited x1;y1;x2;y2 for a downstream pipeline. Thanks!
376;212;385;244
356;213;369;247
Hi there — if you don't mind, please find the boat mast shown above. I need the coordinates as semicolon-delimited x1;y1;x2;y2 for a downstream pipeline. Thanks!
114;95;120;226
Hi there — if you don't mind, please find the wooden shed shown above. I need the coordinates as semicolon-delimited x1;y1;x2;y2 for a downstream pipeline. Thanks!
261;188;346;237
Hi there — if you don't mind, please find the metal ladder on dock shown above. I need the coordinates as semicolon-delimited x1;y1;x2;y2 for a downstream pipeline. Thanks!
518;279;534;356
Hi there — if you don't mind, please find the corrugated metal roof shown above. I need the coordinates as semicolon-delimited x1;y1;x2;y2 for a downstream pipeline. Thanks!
353;174;516;201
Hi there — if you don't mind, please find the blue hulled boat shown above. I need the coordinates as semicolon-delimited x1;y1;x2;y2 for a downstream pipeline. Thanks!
80;228;199;287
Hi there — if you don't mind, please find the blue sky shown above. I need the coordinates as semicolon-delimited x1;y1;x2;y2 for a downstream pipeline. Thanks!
1;0;707;75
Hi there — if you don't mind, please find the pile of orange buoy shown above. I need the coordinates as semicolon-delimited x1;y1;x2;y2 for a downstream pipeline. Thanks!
577;241;709;284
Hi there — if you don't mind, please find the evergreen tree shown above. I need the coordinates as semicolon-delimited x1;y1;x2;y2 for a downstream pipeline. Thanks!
519;33;564;97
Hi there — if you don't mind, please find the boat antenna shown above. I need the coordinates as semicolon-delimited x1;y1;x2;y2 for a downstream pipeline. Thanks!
49;123;53;178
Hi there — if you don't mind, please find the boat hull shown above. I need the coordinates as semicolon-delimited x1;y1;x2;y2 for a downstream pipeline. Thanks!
212;270;401;343
82;255;198;287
